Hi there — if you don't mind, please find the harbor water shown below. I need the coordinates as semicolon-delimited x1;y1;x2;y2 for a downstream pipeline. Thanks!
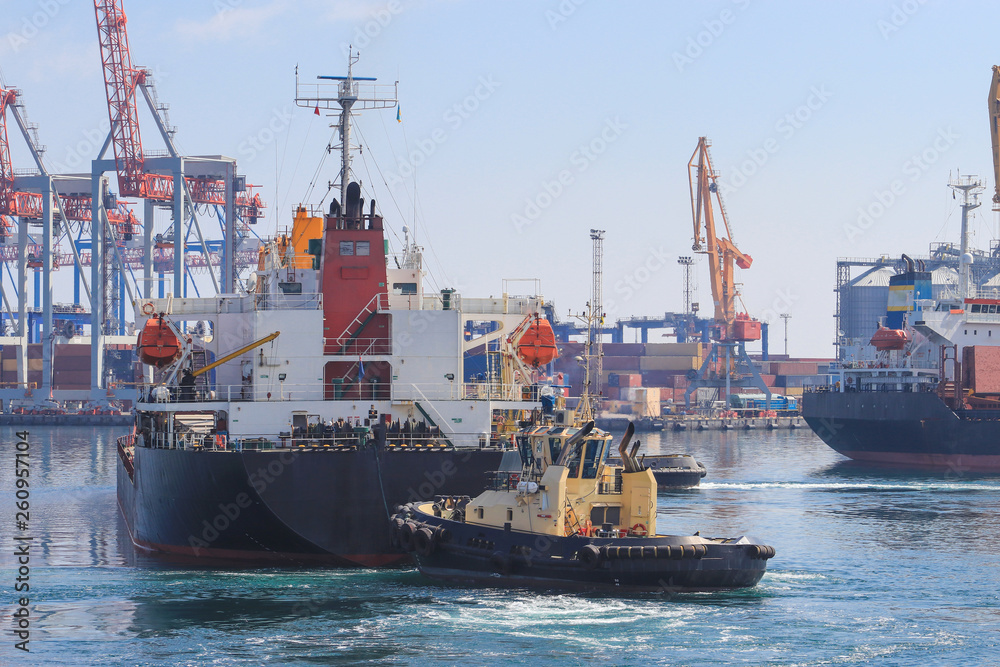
1;425;999;665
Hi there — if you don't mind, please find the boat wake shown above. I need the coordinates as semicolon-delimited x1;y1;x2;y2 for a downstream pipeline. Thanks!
699;480;1000;492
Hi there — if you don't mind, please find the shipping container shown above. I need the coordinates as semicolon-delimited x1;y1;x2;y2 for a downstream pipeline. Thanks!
641;370;689;387
602;343;645;356
640;356;699;371
643;342;702;357
770;362;820;376
619;373;642;387
602;356;642;371
54;357;91;372
963;346;1000;394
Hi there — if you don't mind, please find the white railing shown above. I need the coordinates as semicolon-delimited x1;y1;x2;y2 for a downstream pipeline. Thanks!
322;337;392;355
135;380;542;405
136;292;322;317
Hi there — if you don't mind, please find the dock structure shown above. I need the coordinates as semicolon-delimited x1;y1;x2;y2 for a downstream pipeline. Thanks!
0;6;266;410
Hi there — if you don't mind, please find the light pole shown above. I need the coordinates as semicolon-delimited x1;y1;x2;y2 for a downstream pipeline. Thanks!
780;313;791;356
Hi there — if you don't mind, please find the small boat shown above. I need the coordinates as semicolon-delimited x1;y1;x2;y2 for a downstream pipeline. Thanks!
607;454;706;489
391;421;773;593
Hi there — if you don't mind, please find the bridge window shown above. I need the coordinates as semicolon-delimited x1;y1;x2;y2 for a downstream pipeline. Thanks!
973;304;982;313
356;241;370;256
581;438;603;479
339;241;354;255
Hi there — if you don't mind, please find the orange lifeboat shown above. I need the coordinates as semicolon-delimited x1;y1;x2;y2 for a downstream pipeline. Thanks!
516;315;558;368
870;326;909;351
136;316;181;368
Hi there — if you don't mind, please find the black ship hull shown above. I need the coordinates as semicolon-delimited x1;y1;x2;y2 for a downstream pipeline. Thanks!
802;390;1000;471
392;504;771;593
116;443;505;566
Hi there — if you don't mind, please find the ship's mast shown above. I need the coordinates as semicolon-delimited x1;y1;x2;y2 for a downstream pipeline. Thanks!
295;48;397;209
571;229;605;422
949;174;984;299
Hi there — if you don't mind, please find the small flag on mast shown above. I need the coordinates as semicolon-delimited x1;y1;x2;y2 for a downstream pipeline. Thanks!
314;105;320;116
396;105;401;123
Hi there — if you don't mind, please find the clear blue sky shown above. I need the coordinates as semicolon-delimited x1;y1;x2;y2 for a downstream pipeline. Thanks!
2;0;999;357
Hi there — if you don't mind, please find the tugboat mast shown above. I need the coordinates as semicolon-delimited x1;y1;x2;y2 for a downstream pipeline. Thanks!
295;48;398;210
571;229;605;422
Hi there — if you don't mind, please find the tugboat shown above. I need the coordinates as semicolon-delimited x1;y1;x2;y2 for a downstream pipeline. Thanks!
391;421;773;592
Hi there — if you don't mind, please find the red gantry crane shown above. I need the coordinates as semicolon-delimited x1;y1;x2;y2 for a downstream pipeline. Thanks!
93;0;264;303
684;137;770;410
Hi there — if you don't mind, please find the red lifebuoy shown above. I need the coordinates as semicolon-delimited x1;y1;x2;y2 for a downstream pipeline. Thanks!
630;522;647;537
141;302;155;315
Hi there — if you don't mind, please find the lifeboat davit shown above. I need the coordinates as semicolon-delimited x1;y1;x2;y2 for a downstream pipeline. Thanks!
516;316;558;368
136;316;181;368
870;326;909;351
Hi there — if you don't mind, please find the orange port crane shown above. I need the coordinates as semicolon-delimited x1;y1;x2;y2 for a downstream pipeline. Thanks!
989;65;1000;207
687;137;761;342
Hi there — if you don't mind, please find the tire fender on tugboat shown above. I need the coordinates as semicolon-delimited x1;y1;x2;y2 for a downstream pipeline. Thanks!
389;517;405;548
490;551;512;575
398;521;417;552
578;544;601;570
414;526;436;557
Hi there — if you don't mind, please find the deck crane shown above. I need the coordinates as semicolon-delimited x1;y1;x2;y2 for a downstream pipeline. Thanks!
989;65;1000;209
684;137;770;410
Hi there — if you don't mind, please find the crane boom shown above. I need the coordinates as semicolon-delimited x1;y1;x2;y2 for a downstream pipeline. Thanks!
192;331;280;378
93;0;265;222
989;65;1000;206
687;137;759;342
94;0;148;198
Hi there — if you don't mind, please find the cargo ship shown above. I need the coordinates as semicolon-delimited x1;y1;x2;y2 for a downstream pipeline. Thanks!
803;180;1000;471
115;55;557;565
